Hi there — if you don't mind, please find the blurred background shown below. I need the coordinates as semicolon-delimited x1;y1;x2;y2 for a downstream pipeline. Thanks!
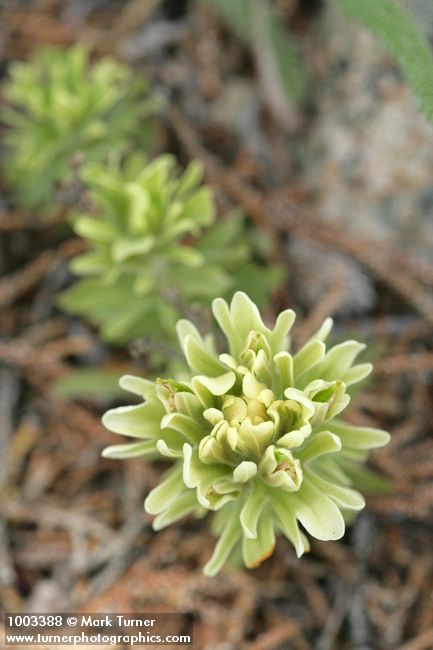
1;1;433;648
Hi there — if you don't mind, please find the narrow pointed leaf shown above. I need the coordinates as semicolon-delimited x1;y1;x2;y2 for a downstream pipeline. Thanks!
240;481;267;539
102;440;157;459
297;431;342;464
271;490;309;557
204;504;242;576
144;465;184;515
242;510;275;569
304;468;365;510
153;491;202;530
326;420;390;450
293;339;325;378
293;481;345;541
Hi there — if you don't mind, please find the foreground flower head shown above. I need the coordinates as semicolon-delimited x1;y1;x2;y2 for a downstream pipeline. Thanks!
102;292;390;575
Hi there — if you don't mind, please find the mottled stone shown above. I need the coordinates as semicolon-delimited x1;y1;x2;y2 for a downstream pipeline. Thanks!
300;5;433;261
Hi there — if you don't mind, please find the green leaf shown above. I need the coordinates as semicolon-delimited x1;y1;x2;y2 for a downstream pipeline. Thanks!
102;401;164;439
297;431;342;464
304;468;365;510
293;339;326;378
292;481;346;541
273;352;294;394
199;0;305;104
179;187;215;229
240;480;267;538
163;245;204;268
338;459;393;494
119;375;157;399
59;277;172;344
313;318;334;342
323;420;391;450
183;444;229;490
269;309;296;353
199;0;252;40
175;159;205;196
270;490;310;557
102;440;158;459
73;217;118;243
204;502;243;576
171;264;231;299
342;363;373;386
69;252;109;275
194;372;237;396
111;236;155;262
153;491;203;530
144;465;185;515
298;340;366;388
196;212;245;252
319;341;366;380
228;262;283;310
160;412;204;444
332;0;433;123
182;335;227;377
52;368;125;400
252;0;306;103
212;292;265;359
242;509;275;568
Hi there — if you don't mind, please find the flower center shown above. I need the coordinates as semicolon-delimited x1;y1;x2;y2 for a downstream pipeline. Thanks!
199;367;311;479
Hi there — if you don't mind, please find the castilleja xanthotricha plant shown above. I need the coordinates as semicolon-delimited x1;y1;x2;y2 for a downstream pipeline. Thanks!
1;45;156;210
60;156;281;345
102;292;390;575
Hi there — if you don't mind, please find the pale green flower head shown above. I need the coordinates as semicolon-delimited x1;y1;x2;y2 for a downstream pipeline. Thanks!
102;292;390;575
2;44;156;210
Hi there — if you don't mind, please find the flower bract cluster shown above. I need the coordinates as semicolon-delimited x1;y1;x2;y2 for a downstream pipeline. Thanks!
102;292;389;575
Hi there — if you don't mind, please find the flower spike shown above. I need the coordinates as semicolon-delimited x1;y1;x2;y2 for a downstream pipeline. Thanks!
103;292;390;575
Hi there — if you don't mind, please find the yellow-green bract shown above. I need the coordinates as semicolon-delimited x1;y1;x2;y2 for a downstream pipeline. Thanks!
102;292;390;575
